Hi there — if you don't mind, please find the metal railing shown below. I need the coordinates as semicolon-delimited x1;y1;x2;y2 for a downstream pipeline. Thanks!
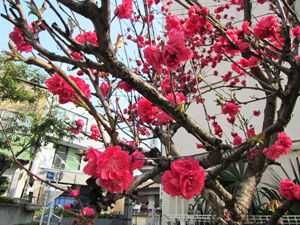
165;215;218;225
165;214;300;225
249;215;300;225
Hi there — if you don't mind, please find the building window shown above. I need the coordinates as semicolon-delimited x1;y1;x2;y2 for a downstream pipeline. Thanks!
53;144;82;171
56;106;88;132
0;109;31;134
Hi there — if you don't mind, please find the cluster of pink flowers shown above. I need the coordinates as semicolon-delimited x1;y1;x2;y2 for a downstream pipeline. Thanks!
143;29;191;72
279;179;300;201
253;15;279;40
83;146;145;193
114;0;134;19
75;31;98;46
208;115;223;138
160;76;176;95
136;97;158;123
118;81;134;92
263;132;292;160
71;31;98;60
221;102;241;123
90;125;101;141
162;157;206;200
45;74;91;104
9;24;33;53
136;93;186;125
71;119;85;135
188;8;212;37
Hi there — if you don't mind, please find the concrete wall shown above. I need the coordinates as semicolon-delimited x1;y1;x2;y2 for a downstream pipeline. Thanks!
40;216;123;225
0;203;35;225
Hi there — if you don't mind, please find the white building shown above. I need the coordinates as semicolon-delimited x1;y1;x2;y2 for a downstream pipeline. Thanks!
160;0;300;223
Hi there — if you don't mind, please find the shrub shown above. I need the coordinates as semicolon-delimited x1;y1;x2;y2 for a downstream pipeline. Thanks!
0;196;14;204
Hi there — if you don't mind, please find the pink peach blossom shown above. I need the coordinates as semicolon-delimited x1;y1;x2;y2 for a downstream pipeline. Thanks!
162;158;206;200
64;203;72;210
279;179;296;201
136;97;158;123
70;190;79;198
114;0;133;19
83;147;101;178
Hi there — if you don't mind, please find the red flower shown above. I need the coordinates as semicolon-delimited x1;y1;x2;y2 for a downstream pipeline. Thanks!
143;45;162;71
161;77;175;94
76;119;84;128
98;171;135;193
162;158;206;200
166;92;186;104
242;21;250;34
162;45;182;71
71;75;91;100
96;146;135;193
213;42;222;54
70;190;79;198
157;110;174;125
64;203;72;210
238;42;250;53
233;135;242;146
279;179;296;201
162;29;191;71
253;15;279;40
118;81;134;92
129;150;145;171
161;170;182;196
45;74;74;104
83;147;101;178
263;132;292;160
165;14;181;32
97;146;131;179
100;82;109;97
45;74;91;104
90;125;100;141
71;119;83;135
293;185;300;200
136;97;158;123
221;102;241;120
9;26;33;53
81;207;95;217
84;146;137;193
114;0;134;19
188;5;201;24
247;128;256;138
253;110;261;116
75;31;98;46
278;132;292;150
200;7;210;16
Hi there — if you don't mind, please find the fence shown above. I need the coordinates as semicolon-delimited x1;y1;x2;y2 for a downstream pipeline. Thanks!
165;214;300;225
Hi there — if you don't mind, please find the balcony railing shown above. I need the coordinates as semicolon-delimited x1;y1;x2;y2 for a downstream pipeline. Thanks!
164;214;300;225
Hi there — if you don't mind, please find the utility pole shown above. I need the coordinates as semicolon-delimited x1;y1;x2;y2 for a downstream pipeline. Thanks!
123;197;133;225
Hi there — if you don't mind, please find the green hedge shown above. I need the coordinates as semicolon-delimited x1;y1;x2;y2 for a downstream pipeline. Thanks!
0;196;14;204
14;222;39;225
